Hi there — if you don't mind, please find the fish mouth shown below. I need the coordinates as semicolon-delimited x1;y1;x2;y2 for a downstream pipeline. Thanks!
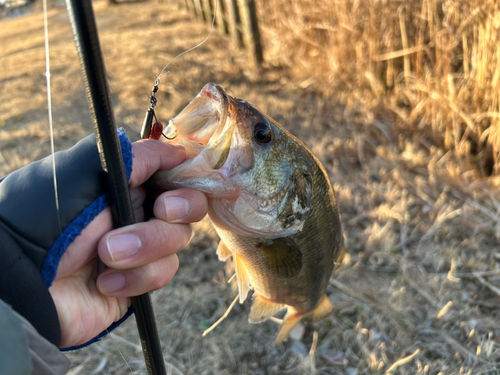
162;83;233;169
150;83;309;238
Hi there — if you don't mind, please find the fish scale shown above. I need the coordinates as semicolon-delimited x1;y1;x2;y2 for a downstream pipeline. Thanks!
216;157;340;306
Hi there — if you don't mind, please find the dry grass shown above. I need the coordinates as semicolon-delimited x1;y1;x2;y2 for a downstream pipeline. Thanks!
259;0;500;177
1;0;500;374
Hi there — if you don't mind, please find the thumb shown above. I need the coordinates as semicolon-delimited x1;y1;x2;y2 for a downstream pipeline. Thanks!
128;140;186;188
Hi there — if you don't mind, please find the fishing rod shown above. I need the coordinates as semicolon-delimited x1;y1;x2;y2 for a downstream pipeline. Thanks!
64;1;166;374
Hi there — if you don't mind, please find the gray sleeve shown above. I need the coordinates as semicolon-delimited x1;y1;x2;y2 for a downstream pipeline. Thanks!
0;299;70;375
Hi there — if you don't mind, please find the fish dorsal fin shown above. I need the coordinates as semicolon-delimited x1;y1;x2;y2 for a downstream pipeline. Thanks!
249;294;285;323
259;237;303;278
309;294;334;322
234;253;250;303
216;241;232;261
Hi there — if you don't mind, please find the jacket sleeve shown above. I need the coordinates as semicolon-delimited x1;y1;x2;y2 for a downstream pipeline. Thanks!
0;299;70;375
0;131;133;349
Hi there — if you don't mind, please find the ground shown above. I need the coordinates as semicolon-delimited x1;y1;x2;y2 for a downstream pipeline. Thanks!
1;1;500;374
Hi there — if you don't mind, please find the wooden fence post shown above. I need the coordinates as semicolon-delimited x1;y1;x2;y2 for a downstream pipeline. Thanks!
237;0;263;67
194;0;206;21
224;0;244;48
178;0;263;67
201;0;212;24
213;0;229;34
190;0;199;19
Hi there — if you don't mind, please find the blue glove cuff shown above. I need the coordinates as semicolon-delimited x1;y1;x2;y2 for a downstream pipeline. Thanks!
41;129;135;351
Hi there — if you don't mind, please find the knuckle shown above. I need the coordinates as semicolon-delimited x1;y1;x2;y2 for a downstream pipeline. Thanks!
170;254;180;272
148;267;166;291
147;256;178;290
157;221;191;249
183;226;193;245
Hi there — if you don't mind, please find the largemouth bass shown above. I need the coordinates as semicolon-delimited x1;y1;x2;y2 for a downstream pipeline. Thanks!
150;83;344;345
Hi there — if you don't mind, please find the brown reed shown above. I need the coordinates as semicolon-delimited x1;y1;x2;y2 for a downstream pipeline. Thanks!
259;0;500;177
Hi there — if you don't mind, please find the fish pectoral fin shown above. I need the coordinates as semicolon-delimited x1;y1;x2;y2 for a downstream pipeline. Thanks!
234;253;250;303
274;295;334;346
260;237;303;278
309;294;335;322
274;309;302;346
249;294;285;323
216;241;232;261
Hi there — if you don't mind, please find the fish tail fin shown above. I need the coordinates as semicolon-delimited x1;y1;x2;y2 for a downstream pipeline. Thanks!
234;253;250;303
309;294;335;322
274;309;302;346
249;294;285;323
274;294;334;346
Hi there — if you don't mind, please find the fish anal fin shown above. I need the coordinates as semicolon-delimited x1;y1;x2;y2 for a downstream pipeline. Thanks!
274;295;334;345
249;294;285;323
216;241;232;261
274;309;302;346
259;237;303;278
234;253;250;303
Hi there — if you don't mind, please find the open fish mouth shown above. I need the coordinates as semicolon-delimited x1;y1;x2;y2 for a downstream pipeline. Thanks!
161;83;233;170
149;83;248;200
150;83;313;239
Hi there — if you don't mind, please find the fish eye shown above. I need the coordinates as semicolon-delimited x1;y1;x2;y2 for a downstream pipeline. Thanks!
253;122;272;144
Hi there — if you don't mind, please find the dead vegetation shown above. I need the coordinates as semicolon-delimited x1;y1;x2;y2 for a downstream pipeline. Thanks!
260;0;500;177
1;0;500;374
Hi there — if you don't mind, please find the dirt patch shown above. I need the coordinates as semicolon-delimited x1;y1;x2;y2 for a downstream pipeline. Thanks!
1;2;500;374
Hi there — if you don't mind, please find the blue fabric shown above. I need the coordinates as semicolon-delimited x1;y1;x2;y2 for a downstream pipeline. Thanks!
41;194;109;287
40;129;135;350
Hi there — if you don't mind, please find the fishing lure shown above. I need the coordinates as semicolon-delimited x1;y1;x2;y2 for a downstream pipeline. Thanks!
141;79;165;141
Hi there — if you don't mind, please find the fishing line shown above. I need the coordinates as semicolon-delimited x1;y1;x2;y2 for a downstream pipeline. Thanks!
43;5;133;372
43;5;124;373
43;0;62;235
156;0;218;81
142;0;219;140
42;2;218;370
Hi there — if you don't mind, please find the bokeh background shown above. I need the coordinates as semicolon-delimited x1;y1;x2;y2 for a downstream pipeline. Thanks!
1;0;500;374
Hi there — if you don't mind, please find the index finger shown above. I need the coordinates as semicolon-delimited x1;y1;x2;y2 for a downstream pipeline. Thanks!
129;139;186;188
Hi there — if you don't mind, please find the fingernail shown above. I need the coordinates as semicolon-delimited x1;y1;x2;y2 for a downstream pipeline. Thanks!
165;196;189;222
106;234;142;262
99;273;126;294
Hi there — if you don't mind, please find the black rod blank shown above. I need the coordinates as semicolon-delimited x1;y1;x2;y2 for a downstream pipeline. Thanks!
64;1;166;374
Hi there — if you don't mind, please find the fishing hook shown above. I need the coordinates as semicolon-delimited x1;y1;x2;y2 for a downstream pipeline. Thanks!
141;78;175;141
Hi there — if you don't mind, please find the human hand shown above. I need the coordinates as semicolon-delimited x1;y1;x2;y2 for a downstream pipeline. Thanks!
49;140;208;348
